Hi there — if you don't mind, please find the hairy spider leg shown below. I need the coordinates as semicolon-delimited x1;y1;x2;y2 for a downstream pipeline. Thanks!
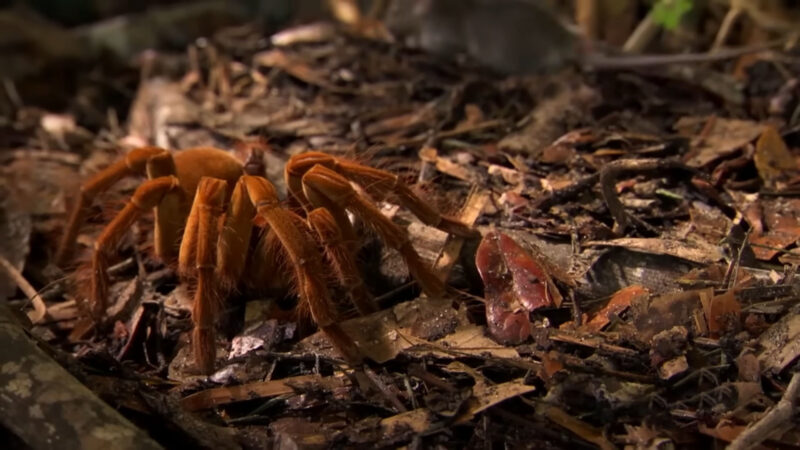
58;146;247;266
178;177;228;374
214;177;256;290
57;147;168;265
90;176;180;318
301;165;445;298
307;208;377;315
242;175;363;364
285;152;478;239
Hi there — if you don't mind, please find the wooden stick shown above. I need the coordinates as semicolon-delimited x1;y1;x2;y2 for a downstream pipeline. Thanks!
0;255;46;323
728;372;800;450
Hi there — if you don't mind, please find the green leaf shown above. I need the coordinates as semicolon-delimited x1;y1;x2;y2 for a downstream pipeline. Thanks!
651;0;693;30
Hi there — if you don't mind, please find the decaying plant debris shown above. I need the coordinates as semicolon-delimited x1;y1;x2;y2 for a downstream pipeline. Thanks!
1;5;800;450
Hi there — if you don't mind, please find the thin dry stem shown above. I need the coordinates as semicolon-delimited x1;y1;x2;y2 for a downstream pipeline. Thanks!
0;254;46;323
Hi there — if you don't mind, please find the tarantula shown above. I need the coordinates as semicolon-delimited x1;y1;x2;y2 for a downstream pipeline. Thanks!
56;145;475;373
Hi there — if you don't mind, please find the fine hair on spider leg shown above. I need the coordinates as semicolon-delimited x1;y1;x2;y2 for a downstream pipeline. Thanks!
283;220;340;321
192;277;223;373
268;236;303;306
64;196;137;262
68;198;162;320
244;216;322;327
87;176;181;319
186;176;229;373
308;207;377;315
342;184;444;296
56;146;171;266
214;221;241;292
240;227;282;292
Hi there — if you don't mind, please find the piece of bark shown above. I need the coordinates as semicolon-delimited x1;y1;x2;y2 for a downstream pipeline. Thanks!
0;304;163;450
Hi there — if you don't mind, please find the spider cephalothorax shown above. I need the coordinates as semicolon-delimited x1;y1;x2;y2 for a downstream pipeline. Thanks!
56;146;475;373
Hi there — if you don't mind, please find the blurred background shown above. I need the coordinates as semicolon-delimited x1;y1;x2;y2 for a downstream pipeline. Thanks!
0;0;800;131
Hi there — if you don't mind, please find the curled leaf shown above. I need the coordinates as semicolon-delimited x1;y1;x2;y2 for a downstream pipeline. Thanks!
476;231;558;344
755;125;797;189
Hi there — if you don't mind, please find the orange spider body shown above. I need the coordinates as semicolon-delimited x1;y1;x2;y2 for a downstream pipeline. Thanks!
56;146;475;373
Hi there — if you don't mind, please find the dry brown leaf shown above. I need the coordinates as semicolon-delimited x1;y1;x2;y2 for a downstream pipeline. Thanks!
365;106;435;137
433;187;489;281
688;201;733;243
444;362;535;423
757;311;800;373
402;325;520;360
541;351;566;380
582;285;649;333
585;237;724;264
380;408;435;435
658;355;689;380
737;350;761;382
731;381;764;408
377;364;534;437
700;290;742;337
418;147;483;183
299;296;507;363
454;378;535;422
754;125;797;188
254;49;355;94
750;227;800;260
678;117;764;168
541;405;616;450
622;424;673;448
270;22;338;46
631;289;709;343
181;374;350;411
459;103;485;128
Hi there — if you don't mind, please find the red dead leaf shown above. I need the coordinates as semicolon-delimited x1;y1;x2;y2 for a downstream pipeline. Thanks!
476;231;559;344
750;227;800;261
582;285;649;333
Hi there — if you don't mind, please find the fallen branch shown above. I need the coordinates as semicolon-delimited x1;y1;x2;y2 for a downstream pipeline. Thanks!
0;304;162;450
